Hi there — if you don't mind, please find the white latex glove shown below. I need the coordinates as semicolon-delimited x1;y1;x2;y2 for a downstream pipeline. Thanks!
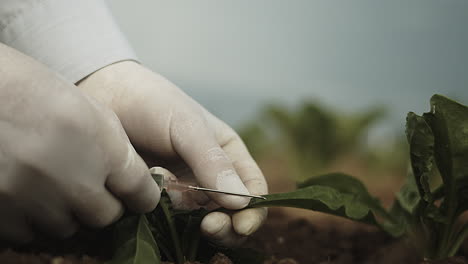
78;61;268;246
0;44;159;243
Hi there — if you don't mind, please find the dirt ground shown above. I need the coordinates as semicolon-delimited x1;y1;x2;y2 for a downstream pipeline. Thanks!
247;208;420;264
1;208;468;264
0;153;465;264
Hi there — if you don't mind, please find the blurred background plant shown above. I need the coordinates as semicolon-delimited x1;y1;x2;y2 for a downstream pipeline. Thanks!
238;100;409;205
105;0;468;210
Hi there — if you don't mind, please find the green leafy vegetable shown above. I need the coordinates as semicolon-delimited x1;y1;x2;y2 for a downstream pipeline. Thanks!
396;171;421;215
252;173;402;236
107;215;160;264
249;94;468;260
105;94;468;263
250;185;376;224
297;172;389;219
397;95;468;259
158;192;184;264
406;112;435;202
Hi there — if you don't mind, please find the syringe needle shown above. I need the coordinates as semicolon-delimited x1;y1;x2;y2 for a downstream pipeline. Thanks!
186;185;267;200
151;173;266;200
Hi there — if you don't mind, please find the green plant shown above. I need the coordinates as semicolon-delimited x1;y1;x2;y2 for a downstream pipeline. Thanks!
107;94;468;263
238;101;386;180
396;94;468;259
107;191;264;264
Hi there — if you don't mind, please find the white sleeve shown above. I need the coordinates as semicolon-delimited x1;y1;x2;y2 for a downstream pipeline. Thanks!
0;0;137;83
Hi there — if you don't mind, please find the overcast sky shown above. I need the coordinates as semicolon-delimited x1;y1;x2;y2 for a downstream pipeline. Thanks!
106;0;468;137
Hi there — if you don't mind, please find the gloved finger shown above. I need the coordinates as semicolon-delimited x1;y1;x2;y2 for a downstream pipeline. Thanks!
70;185;124;228
232;208;268;236
0;208;34;244
170;112;250;210
213;119;268;197
216;124;268;236
101;111;160;213
0;221;34;244
107;144;160;213
27;206;78;239
15;179;80;239
200;211;246;247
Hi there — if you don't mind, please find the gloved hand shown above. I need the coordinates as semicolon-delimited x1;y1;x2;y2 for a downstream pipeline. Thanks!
0;44;159;243
78;61;268;246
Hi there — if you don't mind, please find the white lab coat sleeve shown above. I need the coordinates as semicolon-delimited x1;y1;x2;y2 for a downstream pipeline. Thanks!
0;0;137;83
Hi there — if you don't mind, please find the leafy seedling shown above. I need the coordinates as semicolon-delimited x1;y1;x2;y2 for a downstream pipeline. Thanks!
107;94;468;263
107;191;264;264
250;94;468;260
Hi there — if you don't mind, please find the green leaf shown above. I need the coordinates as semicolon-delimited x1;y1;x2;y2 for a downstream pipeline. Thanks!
382;200;409;237
298;172;371;193
297;173;390;220
424;95;468;192
431;95;468;184
147;210;174;262
158;191;184;264
396;171;421;215
423;95;468;223
172;208;208;261
406;112;435;202
253;173;408;236
249;183;379;226
419;95;468;259
107;215;161;264
432;184;445;201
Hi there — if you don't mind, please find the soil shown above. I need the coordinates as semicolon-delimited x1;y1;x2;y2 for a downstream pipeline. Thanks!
421;257;468;264
247;208;419;264
1;208;468;264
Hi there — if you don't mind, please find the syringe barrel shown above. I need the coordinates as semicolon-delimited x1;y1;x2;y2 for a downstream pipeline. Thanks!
151;173;191;192
165;180;191;191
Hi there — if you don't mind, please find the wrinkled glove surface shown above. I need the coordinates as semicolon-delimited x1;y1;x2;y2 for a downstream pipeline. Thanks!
0;45;159;243
78;61;268;246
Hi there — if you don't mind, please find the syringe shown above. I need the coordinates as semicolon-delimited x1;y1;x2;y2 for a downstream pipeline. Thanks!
151;173;266;200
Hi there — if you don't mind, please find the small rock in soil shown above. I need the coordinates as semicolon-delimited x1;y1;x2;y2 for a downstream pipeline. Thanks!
264;257;298;264
276;258;298;264
421;256;468;264
209;253;233;264
51;257;68;264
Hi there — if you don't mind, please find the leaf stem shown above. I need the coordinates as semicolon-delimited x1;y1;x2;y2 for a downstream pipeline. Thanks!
447;222;468;257
151;217;174;261
187;231;201;261
160;198;184;264
182;215;202;261
436;196;457;259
